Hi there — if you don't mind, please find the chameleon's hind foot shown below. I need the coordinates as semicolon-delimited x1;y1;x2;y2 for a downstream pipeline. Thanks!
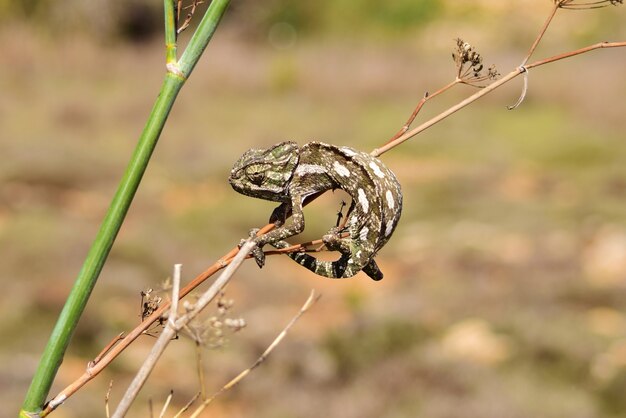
322;227;347;252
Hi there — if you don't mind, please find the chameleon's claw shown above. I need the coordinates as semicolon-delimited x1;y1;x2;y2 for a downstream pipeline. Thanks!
240;229;267;268
250;245;266;268
239;237;267;268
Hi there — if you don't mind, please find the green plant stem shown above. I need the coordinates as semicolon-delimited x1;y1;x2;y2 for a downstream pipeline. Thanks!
21;0;231;415
20;72;184;417
164;0;178;64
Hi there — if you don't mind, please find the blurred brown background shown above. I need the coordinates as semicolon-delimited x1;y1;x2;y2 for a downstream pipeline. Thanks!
1;1;626;417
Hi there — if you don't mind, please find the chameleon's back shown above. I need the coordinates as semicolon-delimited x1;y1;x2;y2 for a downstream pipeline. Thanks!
301;142;402;263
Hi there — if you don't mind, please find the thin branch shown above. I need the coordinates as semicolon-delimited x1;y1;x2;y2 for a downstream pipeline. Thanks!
526;40;626;69
521;3;560;66
173;392;200;418
90;332;124;367
158;390;174;418
385;80;458;145
104;380;113;418
189;290;321;418
195;342;206;399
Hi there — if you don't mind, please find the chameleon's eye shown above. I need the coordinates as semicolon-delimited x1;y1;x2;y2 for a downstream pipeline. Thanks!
246;168;266;186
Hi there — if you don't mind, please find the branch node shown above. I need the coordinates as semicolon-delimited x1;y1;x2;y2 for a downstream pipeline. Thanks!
166;62;186;80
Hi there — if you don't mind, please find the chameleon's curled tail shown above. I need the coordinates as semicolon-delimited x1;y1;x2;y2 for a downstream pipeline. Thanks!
288;251;383;280
271;240;383;280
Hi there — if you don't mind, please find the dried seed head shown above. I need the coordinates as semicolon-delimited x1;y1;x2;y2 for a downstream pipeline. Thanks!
178;291;246;349
452;38;499;86
140;288;163;321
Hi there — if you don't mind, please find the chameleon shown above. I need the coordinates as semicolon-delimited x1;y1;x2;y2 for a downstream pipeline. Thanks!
228;141;402;280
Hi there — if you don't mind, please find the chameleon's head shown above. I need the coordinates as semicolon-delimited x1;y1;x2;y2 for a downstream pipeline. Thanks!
229;141;300;201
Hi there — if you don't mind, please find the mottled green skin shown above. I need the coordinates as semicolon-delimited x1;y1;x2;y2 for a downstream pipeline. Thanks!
229;141;402;280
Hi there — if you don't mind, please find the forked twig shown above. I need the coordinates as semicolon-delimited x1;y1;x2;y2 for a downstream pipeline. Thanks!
372;40;625;158
110;243;255;418
521;2;560;66
90;332;124;367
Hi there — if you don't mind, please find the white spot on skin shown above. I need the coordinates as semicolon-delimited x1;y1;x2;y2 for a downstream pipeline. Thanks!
369;161;385;178
359;227;369;241
295;164;326;176
357;189;369;212
340;147;357;157
386;190;395;209
385;221;394;237
333;161;351;177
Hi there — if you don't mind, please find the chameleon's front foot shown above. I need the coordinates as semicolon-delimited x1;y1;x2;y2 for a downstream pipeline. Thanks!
240;228;266;268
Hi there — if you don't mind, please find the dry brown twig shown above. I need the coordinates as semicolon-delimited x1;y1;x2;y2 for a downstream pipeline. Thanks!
104;380;113;418
158;390;174;418
42;2;625;416
176;0;205;34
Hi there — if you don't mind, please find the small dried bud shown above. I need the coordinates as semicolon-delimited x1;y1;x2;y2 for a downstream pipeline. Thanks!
224;318;247;331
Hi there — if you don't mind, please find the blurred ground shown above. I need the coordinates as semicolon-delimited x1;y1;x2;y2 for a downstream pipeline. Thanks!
1;1;626;417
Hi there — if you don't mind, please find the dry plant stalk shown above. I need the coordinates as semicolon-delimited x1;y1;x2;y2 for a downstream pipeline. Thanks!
104;380;113;418
42;2;625;416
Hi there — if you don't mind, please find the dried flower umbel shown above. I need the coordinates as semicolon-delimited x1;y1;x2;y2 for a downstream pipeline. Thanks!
182;292;246;349
452;38;499;86
556;0;623;8
139;288;168;336
140;288;163;322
